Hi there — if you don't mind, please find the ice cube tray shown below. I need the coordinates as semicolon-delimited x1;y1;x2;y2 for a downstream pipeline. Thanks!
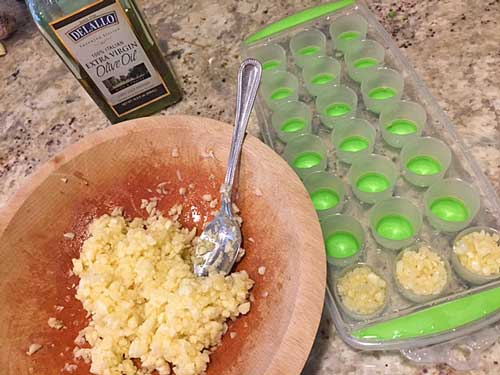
242;0;500;352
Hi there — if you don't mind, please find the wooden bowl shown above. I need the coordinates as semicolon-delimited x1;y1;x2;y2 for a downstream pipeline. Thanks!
0;115;325;375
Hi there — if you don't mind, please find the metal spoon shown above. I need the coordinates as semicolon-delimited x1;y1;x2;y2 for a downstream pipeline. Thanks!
194;58;262;277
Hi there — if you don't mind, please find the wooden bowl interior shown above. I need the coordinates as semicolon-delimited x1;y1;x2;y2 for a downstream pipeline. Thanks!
0;116;325;375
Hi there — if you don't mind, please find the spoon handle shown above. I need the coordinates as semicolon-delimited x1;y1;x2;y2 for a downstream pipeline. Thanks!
222;58;262;210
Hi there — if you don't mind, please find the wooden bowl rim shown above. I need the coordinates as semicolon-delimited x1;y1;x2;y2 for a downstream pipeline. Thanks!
0;115;326;375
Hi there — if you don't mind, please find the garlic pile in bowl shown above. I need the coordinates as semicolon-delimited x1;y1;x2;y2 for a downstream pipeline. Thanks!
72;210;254;375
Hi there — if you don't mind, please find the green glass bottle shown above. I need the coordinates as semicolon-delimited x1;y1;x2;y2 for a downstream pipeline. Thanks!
27;0;182;123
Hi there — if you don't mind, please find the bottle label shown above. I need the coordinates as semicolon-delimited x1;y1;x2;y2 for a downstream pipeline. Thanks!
50;0;170;117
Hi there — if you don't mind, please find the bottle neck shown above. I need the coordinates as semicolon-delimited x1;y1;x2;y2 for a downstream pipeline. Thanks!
27;0;95;23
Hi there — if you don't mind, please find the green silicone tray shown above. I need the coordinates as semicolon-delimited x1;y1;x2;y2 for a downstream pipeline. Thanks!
242;0;500;355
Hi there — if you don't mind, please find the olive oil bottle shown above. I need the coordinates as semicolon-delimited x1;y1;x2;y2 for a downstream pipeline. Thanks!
27;0;182;123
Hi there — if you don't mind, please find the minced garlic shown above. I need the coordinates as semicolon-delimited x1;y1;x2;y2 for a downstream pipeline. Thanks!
27;343;42;356
337;266;387;315
48;317;65;330
396;246;447;296
454;230;500;276
63;232;75;240
63;363;78;373
72;212;254;375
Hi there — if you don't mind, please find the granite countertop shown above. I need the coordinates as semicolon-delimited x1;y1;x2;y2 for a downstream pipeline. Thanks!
1;0;499;374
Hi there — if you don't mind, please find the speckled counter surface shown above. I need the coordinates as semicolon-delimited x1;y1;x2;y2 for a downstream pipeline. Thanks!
1;0;499;374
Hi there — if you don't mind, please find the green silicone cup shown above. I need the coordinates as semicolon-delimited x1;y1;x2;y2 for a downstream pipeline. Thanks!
302;56;341;97
361;67;404;114
334;263;389;320
283;134;328;179
321;214;365;267
261;71;299;110
248;43;287;73
379;100;427;148
271;101;312;143
316;84;358;129
348;154;398;204
289;29;327;68
345;39;385;83
424;178;481;233
369;197;422;250
451;226;500;285
400;137;452;187
394;243;451;303
332;118;377;164
329;14;368;54
304;171;347;218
